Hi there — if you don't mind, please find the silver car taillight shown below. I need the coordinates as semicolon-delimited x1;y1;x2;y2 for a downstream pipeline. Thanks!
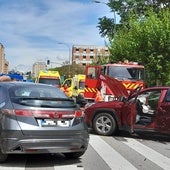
2;109;84;119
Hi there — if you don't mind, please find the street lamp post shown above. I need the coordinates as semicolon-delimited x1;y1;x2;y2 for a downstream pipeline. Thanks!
57;42;71;77
93;0;116;36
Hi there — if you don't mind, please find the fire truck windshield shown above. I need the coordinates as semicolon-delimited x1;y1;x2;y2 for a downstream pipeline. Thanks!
107;66;145;81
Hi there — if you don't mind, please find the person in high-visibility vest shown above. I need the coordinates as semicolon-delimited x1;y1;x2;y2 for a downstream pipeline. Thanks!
95;87;104;102
61;84;70;96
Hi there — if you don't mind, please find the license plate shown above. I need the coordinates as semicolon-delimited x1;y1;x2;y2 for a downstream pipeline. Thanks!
57;120;69;127
37;119;69;127
41;119;56;126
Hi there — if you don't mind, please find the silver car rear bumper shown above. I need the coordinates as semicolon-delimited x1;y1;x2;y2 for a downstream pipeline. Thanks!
0;131;89;154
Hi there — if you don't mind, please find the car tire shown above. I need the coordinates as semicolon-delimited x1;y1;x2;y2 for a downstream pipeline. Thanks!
64;151;85;159
0;150;8;163
93;112;117;136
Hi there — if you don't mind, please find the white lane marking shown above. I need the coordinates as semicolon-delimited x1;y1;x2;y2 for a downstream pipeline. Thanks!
54;165;84;170
90;135;137;170
0;163;25;170
0;168;25;170
123;137;170;170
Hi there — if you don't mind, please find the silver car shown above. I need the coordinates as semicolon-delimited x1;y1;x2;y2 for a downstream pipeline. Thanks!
0;82;89;163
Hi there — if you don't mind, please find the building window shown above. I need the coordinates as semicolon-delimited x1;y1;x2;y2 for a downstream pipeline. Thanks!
90;56;93;59
90;49;94;53
83;49;86;53
83;55;86;59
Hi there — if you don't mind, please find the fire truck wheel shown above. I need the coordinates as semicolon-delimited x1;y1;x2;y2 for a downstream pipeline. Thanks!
93;112;117;136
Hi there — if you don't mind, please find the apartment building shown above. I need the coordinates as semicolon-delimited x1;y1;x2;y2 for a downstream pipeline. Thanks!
72;45;110;66
0;43;9;74
32;62;46;78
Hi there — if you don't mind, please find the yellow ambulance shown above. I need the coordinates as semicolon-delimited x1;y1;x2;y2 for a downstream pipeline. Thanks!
61;74;85;98
36;70;61;87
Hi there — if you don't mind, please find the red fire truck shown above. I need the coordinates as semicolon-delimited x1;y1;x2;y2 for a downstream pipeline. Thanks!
84;61;146;102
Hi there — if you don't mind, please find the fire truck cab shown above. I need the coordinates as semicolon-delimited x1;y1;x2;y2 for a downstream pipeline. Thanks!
84;61;145;102
102;61;145;91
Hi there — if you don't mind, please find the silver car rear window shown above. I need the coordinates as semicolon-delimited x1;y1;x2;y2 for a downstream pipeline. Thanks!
9;85;76;108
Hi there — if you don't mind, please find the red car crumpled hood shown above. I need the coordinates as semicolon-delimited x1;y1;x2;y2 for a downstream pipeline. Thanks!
100;74;129;98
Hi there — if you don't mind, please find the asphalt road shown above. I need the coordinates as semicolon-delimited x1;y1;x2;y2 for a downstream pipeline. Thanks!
0;132;169;170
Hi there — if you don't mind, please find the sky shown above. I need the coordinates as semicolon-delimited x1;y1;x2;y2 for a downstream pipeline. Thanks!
0;0;112;72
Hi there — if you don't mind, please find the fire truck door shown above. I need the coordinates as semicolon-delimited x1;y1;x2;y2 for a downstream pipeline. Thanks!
84;66;101;99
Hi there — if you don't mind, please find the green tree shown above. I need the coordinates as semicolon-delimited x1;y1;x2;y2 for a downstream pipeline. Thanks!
109;8;170;86
49;63;85;78
98;0;169;38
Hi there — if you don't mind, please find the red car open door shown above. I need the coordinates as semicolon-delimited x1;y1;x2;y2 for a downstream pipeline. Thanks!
131;88;170;135
154;89;170;134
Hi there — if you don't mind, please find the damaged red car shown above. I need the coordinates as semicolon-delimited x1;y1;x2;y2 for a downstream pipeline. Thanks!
84;84;170;136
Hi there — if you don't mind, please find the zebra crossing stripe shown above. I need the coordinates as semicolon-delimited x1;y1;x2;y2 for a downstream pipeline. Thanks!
123;137;170;170
90;135;137;170
0;163;25;170
54;165;84;170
